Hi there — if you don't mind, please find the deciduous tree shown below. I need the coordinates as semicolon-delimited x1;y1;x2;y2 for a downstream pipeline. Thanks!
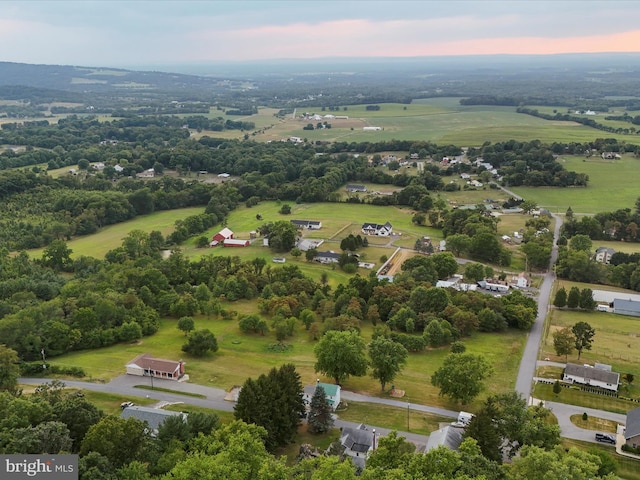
314;330;368;385
431;353;492;404
368;337;408;391
552;327;575;361
181;329;218;357
572;321;595;359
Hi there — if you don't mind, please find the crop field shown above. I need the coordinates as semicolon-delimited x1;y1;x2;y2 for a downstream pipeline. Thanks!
50;316;526;412
541;308;640;379
511;155;640;214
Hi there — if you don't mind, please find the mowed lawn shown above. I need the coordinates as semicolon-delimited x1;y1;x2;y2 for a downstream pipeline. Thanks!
511;155;640;214
49;316;526;412
541;308;640;378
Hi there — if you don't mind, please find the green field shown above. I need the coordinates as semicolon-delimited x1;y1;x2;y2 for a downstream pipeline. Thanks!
541;308;640;381
28;207;205;259
512;155;640;214
232;100;640;146
49;316;526;412
561;438;640;480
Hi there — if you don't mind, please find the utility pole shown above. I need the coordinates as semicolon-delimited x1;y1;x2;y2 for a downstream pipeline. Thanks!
407;401;410;431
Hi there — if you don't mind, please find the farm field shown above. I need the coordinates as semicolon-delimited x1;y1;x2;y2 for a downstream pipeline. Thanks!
49;316;526;413
511;155;640;214
237;100;640;146
541;308;640;381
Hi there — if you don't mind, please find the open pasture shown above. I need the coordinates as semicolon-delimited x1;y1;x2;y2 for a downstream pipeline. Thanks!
512;155;640;214
541;308;640;379
50;316;526;412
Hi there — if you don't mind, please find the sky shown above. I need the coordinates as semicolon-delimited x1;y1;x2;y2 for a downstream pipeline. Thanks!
2;0;640;69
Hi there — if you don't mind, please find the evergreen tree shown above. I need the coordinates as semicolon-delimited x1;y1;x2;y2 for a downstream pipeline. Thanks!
464;397;502;462
579;288;596;310
234;364;305;451
553;287;567;308
307;386;334;434
566;286;580;309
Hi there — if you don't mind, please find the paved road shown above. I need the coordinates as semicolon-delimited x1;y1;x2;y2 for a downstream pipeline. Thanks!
20;376;432;448
515;212;563;399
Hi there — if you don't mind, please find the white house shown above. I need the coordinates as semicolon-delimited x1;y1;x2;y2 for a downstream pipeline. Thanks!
136;168;155;178
562;363;619;392
303;381;341;410
594;247;615;264
361;221;392;236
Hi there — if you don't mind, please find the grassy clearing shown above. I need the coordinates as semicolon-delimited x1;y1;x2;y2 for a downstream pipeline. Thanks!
72;390;156;416
337;401;451;436
569;414;618;433
50;315;525;412
533;383;637;414
27;207;205;259
541;308;640;379
162;403;235;425
512;155;640;214
561;438;640;480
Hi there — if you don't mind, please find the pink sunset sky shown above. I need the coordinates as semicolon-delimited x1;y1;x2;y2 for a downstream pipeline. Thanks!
1;0;639;68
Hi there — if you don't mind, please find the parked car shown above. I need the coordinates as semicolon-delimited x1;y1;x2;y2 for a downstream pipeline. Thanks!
120;401;135;409
595;433;616;444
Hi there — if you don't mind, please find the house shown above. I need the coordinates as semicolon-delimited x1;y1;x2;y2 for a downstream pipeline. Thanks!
467;180;483;188
288;136;302;143
477;280;510;293
595;247;615;264
303;381;341;411
340;424;375;470
513;272;530;289
346;184;367;193
460;173;471;180
562;363;619;392
361;221;393;236
601;152;621;160
114;164;124;173
125;353;185;380
314;251;341;264
136;168;155;178
290;220;322;230
410;153;419;160
625;407;640;448
223;238;250;247
425;425;464;452
210;227;234;246
121;406;187;435
613;298;640;317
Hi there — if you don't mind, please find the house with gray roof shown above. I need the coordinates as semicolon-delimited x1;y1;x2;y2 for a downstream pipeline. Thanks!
121;406;187;435
313;251;341;264
425;425;465;452
594;246;615;264
340;424;375;470
613;298;640;317
562;363;619;392
625;407;640;448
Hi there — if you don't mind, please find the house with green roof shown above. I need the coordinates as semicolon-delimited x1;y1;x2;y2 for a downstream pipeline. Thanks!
303;380;341;411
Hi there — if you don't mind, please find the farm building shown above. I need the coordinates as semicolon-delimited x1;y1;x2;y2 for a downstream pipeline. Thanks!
290;220;322;230
223;238;250;247
303;381;341;411
562;363;619;392
362;126;382;131
626;407;640;448
211;227;234;246
613;298;640;317
314;251;341;264
346;184;367;192
594;247;615;264
125;353;185;380
136;168;155;178
121;406;187;436
297;239;324;251
361;221;392;236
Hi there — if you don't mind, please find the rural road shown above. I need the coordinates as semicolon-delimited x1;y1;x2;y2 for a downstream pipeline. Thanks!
514;212;563;399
